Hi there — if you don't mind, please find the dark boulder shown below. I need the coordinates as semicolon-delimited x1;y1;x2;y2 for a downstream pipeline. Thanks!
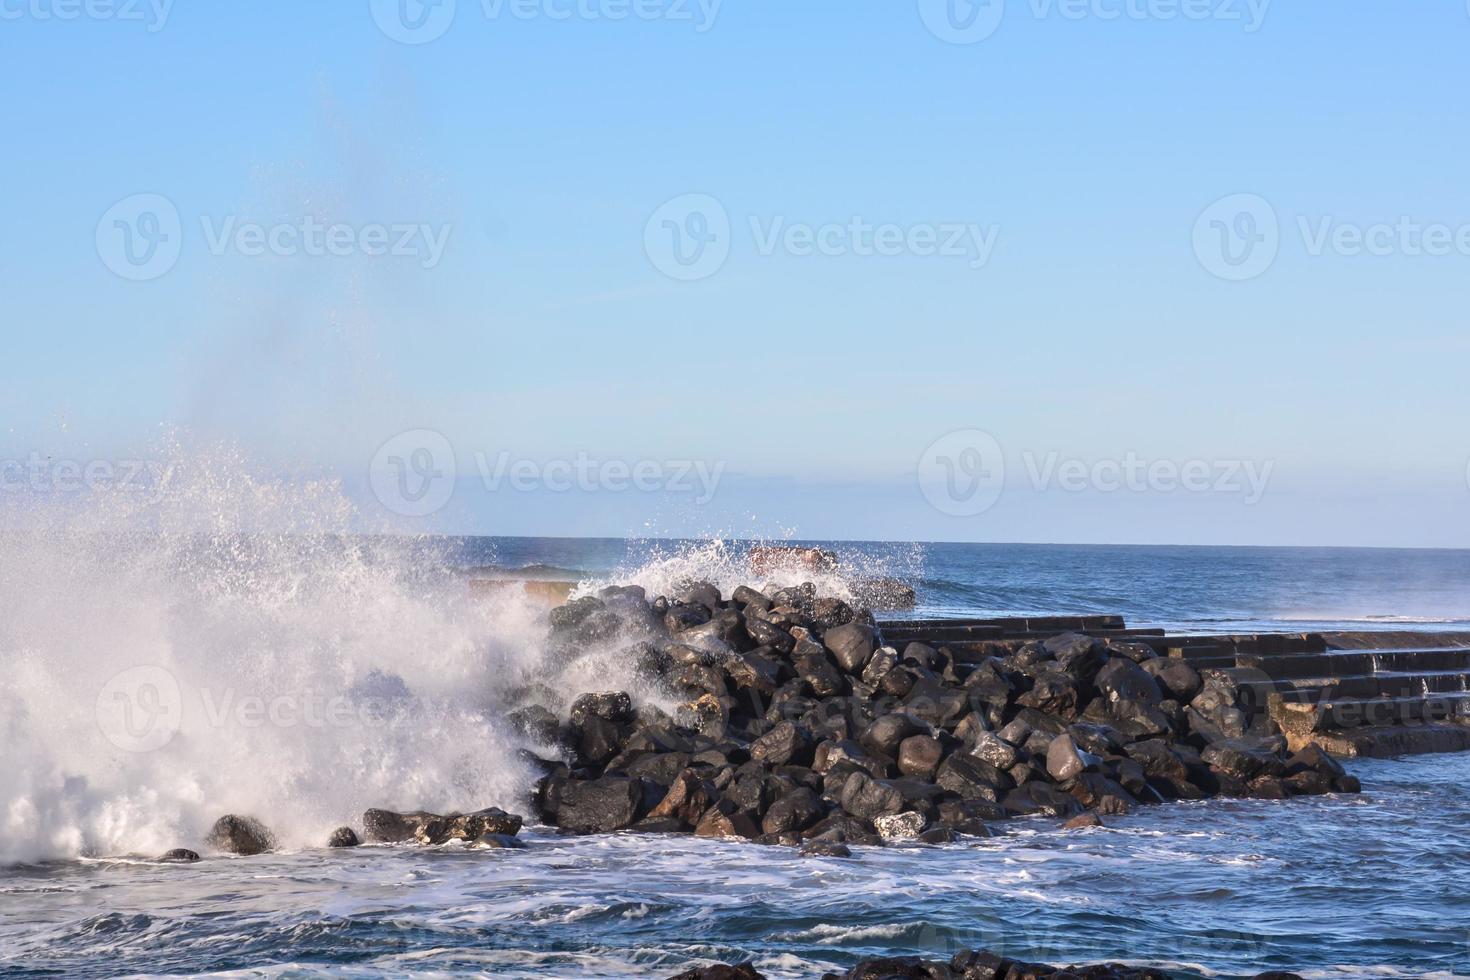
762;788;823;835
546;777;642;833
666;965;766;980
1002;782;1084;819
935;753;1012;803
859;713;924;758
694;800;761;839
156;848;200;863
1096;657;1163;706
205;815;276;855
569;691;634;728
824;622;877;674
838;772;906;821
649;770;717;827
326;827;360;848
1141;657;1203;703
798;840;852;858
751;722;815;767
896;734;943;780
1016;670;1080;719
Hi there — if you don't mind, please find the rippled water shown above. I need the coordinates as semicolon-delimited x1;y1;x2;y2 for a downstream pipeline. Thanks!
4;753;1467;979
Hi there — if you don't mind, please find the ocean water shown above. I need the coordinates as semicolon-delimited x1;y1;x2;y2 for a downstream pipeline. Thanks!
3;512;1470;977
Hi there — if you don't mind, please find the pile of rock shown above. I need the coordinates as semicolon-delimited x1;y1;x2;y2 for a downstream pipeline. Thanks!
526;581;1358;846
669;950;1302;979
194;807;526;856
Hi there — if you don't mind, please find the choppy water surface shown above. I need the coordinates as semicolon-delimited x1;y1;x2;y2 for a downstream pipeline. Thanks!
3;754;1467;979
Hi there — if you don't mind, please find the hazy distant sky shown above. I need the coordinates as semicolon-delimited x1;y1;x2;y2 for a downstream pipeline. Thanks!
3;1;1468;547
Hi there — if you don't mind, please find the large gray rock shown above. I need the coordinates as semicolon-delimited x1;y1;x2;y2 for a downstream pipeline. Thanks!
1045;734;1098;783
838;772;905;821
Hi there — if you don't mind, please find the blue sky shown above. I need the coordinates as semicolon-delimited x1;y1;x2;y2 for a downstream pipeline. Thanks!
2;1;1468;546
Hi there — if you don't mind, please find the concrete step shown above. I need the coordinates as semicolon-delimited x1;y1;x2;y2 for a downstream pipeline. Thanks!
1231;668;1470;703
1160;634;1329;658
876;615;1127;633
1231;647;1470;678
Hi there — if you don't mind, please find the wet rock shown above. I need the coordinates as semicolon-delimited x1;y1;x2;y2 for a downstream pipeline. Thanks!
1003;781;1084;819
694;800;761;840
569;691;634;729
838;771;905;821
1016;670;1080;719
896;734;943;780
1063;811;1104;830
545;777;642;834
935;753;1012;803
1141;657;1203;703
1203;739;1283;781
326;827;360;848
798;840;852;858
873;810;927;840
415;808;524;845
762;788;823;835
1045;733;1095;782
744;616;794;653
1096;657;1163;706
751;722;815;767
156;848;200;863
824;622;877;674
859;713;924;758
205;815;276;855
665;964;766;980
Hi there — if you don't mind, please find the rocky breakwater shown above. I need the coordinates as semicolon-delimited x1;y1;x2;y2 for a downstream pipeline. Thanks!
527;582;1360;847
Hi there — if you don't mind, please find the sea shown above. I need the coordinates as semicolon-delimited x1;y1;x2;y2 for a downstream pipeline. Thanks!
2;532;1468;979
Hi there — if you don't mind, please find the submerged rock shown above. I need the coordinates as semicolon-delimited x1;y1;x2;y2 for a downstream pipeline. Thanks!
326;827;360;848
156;848;200;863
205;815;275;856
667;964;766;980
